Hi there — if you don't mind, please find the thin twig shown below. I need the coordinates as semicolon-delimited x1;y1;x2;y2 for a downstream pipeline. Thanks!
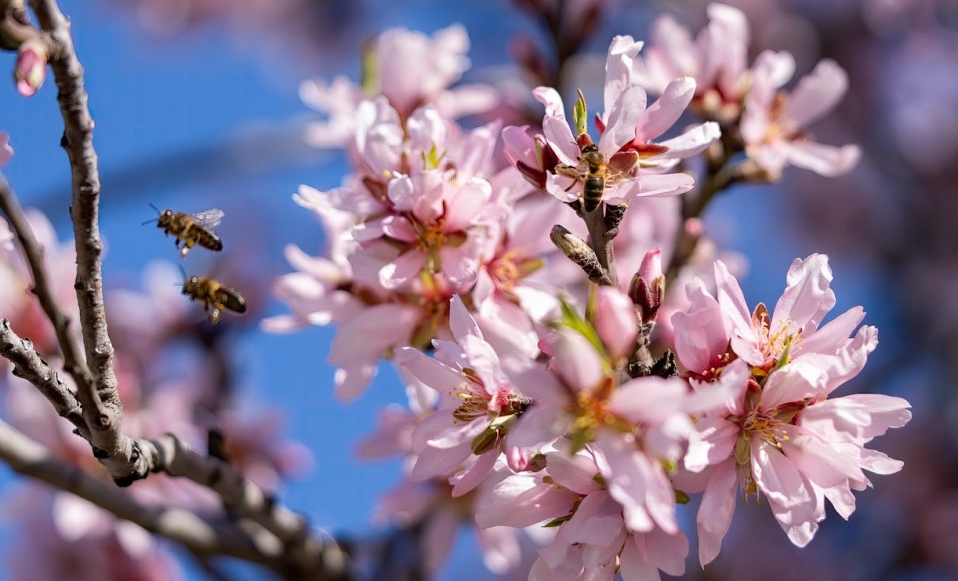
0;317;87;437
0;174;95;405
583;206;618;288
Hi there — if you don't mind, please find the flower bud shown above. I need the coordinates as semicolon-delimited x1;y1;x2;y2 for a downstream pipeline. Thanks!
628;248;665;324
15;39;47;97
550;224;590;258
506;445;530;472
550;224;612;286
595;286;638;361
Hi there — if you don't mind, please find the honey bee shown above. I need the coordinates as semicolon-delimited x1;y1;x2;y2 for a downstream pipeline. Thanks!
147;204;224;258
554;136;640;213
182;274;247;324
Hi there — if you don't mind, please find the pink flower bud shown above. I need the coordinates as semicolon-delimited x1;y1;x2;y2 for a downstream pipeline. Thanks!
628;247;666;325
595;286;638;361
638;247;662;283
506;445;530;472
15;40;47;98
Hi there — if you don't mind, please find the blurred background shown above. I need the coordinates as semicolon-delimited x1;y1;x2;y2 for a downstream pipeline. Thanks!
0;0;955;579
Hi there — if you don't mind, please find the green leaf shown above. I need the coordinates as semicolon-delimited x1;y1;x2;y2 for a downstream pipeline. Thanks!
573;89;588;137
558;297;605;357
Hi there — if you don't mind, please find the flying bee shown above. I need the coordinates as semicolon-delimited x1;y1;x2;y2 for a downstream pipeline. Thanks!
182;274;247;324
554;135;640;213
146;204;224;258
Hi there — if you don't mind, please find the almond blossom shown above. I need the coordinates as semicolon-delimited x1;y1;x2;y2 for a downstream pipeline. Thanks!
301;24;499;148
395;296;532;497
478;443;690;581
506;287;734;537
672;255;911;564
506;35;719;212
631;3;751;113
740;51;861;179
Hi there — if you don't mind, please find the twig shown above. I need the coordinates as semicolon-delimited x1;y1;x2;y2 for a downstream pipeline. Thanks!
0;318;87;437
583;206;619;288
27;0;130;480
0;417;293;573
0;174;95;407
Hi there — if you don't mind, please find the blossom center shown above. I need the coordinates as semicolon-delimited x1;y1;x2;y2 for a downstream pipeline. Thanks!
489;252;520;292
452;368;491;422
740;408;786;449
413;217;448;251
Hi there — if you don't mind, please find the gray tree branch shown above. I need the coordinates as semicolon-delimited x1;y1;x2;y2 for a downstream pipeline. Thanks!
0;2;357;579
26;0;131;478
0;416;294;573
0;317;86;435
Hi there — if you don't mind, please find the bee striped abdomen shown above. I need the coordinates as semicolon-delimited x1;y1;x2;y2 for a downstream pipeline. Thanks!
182;275;246;324
582;175;606;212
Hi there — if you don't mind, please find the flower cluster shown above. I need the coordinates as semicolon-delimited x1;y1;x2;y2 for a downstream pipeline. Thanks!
261;4;907;579
632;3;860;179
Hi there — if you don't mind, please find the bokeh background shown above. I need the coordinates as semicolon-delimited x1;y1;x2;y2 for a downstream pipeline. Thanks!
1;0;955;579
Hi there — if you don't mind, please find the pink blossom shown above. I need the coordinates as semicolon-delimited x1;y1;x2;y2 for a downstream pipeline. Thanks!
480;444;690;580
215;407;314;493
595;286;638;361
0;209;77;356
374;475;523;574
741;52;861;178
3;488;182;581
631;3;751;109
672;255;911;563
395;296;532;497
301;24;499;148
516;35;719;210
373;170;501;292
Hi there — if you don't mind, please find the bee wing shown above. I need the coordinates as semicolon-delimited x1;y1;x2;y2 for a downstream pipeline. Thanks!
607;150;640;179
190;208;225;228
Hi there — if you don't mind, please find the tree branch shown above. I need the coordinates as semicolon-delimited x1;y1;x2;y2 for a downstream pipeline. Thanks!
0;174;95;407
0;416;297;574
0;319;350;579
27;0;129;479
144;434;351;580
0;318;87;436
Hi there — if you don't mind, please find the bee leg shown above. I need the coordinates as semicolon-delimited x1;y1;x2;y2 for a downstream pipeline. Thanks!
209;306;222;324
564;176;581;192
179;242;191;258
